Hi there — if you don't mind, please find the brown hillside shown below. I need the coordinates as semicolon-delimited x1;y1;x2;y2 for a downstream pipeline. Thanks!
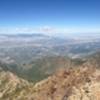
33;67;100;100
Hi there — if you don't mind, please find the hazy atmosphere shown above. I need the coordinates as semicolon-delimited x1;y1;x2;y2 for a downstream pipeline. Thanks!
0;0;100;100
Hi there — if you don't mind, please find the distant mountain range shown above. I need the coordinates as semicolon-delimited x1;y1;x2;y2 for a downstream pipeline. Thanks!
0;33;100;82
0;33;100;62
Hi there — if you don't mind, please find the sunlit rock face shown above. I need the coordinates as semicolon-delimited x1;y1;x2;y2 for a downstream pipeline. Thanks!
33;67;100;100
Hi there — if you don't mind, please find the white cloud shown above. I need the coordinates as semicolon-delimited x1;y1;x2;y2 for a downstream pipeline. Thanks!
0;26;61;36
0;27;35;34
0;26;100;36
38;26;56;33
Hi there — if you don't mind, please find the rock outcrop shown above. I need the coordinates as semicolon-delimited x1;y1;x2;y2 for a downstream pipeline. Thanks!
33;67;100;100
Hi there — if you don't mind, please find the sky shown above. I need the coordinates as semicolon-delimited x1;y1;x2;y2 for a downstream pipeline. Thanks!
0;0;99;35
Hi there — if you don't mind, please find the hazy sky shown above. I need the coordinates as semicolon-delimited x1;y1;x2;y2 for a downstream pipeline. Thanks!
0;0;99;35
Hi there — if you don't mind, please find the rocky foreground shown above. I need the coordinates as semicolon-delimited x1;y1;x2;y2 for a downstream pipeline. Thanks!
33;67;100;100
0;66;100;100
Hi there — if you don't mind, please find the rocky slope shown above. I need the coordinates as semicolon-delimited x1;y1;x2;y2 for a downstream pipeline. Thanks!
33;67;100;100
0;69;35;100
0;66;100;100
